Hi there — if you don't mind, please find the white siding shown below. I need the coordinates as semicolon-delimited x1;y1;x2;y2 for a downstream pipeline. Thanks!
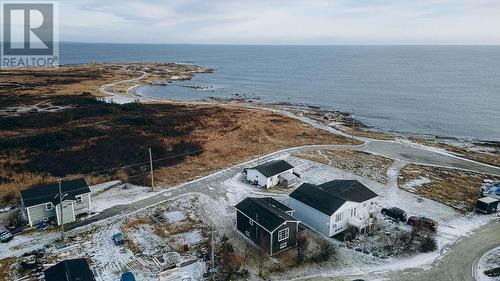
55;201;76;225
247;169;294;189
291;198;375;237
74;193;91;215
246;170;268;187
289;197;332;236
26;203;56;227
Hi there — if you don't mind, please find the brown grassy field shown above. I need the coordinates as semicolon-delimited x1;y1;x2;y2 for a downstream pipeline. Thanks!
294;149;393;183
0;95;353;206
398;164;492;211
0;63;208;111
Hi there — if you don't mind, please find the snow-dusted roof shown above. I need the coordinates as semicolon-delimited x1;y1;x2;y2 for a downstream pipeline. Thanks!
478;196;499;204
249;160;294;178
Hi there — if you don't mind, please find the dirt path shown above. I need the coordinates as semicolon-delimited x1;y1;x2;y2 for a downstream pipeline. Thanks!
386;160;408;203
100;70;149;103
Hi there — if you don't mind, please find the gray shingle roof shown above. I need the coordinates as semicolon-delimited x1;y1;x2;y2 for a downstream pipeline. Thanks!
235;197;298;232
318;180;378;203
44;258;96;281
20;178;90;208
289;183;346;215
290;180;377;215
250;160;293;178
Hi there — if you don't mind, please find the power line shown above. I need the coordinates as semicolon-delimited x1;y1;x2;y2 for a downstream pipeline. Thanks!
82;148;205;177
17;148;205;201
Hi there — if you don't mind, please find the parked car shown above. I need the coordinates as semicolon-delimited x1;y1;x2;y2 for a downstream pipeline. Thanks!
121;272;136;281
407;216;438;231
381;207;407;222
112;232;125;246
0;226;13;243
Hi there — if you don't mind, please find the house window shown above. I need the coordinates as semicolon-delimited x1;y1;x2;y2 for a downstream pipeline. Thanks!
245;230;250;236
335;212;343;222
46;203;53;211
351;208;357;218
278;228;289;241
249;219;254;226
280;242;287;249
76;196;83;204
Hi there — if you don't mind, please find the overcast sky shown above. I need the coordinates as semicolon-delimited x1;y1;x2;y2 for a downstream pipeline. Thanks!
60;0;500;44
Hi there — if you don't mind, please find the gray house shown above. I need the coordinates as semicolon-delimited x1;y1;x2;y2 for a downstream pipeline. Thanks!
235;197;300;256
20;178;91;227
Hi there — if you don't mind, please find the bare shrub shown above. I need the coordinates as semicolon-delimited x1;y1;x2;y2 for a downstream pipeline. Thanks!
419;236;437;253
310;240;336;263
295;233;309;265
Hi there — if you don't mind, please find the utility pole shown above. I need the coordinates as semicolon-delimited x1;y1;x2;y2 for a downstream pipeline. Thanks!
58;178;64;242
149;148;155;190
257;135;261;166
211;229;215;268
351;109;355;144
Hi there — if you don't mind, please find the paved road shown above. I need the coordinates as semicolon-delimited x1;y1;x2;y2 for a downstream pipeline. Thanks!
394;219;500;281
300;219;500;281
365;141;500;176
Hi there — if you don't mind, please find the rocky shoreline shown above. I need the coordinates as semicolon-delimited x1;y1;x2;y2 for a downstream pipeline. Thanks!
128;64;499;168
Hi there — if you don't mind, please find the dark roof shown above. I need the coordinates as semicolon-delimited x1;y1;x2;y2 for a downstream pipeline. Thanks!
290;180;377;215
44;258;96;281
235;197;298;232
257;197;293;213
250;160;294;178
318;180;378;203
290;183;346;215
21;178;90;208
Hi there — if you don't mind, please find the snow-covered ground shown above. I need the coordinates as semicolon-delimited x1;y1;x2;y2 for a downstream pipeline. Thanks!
476;246;500;281
1;148;498;280
265;155;499;279
90;181;162;213
403;176;431;192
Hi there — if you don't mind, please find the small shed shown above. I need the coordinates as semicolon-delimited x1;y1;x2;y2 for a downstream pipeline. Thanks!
246;160;294;189
475;197;499;214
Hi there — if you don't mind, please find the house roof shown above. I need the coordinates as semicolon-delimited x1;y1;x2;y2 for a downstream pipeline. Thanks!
318;180;378;203
20;178;90;208
44;258;96;281
235;197;298;232
249;160;294;178
478;196;499;204
290;180;377;215
290;183;346;215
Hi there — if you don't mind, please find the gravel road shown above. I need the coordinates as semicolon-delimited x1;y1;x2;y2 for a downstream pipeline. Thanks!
301;219;500;281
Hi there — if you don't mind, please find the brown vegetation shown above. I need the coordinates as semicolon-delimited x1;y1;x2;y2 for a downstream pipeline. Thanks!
0;63;353;206
409;137;500;168
0;257;16;281
294;149;393;183
0;94;352;206
398;164;488;211
0;63;207;111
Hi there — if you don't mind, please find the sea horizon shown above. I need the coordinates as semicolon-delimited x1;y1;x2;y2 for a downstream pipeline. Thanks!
57;43;500;142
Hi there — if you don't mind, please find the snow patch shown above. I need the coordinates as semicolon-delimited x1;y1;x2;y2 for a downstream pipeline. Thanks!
476;246;500;281
90;182;161;213
403;176;431;191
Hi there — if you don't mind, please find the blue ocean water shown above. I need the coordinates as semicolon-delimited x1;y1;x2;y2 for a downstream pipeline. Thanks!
60;43;500;141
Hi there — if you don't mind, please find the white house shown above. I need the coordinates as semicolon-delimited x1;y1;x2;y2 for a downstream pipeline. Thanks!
20;178;92;227
289;180;377;237
246;160;296;189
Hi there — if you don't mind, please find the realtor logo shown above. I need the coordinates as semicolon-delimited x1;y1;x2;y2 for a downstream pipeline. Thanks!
1;1;59;68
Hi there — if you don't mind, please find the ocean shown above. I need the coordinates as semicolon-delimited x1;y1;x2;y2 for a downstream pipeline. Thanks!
60;43;500;142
